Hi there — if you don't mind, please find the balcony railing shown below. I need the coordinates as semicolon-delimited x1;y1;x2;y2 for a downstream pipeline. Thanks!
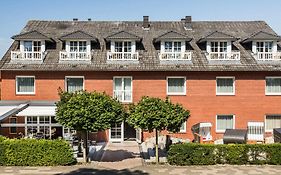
11;51;44;61
159;52;192;60
255;52;281;61
207;51;240;60
107;52;139;61
60;51;91;61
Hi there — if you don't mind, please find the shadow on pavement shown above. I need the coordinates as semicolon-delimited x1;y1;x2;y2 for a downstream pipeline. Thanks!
55;168;149;175
100;150;140;162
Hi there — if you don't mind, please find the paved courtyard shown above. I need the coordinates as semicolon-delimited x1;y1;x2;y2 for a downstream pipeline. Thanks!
1;164;281;175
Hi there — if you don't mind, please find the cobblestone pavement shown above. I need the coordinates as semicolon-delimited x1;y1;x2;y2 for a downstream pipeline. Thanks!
1;164;281;175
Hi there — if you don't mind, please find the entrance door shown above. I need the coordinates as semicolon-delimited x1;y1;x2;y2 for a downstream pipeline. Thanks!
109;122;124;142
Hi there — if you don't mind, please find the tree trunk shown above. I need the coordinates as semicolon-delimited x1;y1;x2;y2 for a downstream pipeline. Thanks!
155;129;159;164
82;130;89;163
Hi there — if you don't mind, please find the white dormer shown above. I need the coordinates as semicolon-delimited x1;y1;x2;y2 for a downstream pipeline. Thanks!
199;31;240;60
154;31;192;60
59;31;97;61
106;31;141;61
11;30;50;61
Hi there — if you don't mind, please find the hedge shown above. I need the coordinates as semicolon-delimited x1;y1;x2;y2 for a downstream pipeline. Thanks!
167;143;281;165
0;136;76;166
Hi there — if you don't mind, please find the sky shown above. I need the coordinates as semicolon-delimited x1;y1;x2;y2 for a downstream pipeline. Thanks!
0;0;281;58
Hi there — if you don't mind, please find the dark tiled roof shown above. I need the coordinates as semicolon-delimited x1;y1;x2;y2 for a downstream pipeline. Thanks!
105;31;141;41
1;20;281;72
242;31;281;43
153;31;192;42
198;31;237;43
11;30;51;41
59;30;98;41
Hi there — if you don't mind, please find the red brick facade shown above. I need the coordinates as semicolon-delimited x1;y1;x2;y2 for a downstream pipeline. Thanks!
1;70;281;141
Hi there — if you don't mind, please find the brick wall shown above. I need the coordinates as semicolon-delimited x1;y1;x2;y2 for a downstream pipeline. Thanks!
1;70;281;141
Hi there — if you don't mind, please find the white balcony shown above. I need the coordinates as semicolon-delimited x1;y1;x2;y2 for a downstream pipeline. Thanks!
255;52;281;61
107;52;139;61
207;51;240;60
11;51;44;61
159;52;192;60
60;51;91;61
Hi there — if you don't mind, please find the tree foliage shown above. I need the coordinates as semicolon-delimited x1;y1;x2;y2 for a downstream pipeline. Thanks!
55;90;125;132
127;96;190;133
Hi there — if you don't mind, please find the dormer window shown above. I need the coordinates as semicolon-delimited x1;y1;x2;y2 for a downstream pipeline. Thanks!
59;31;97;61
11;30;50;61
106;31;141;61
154;31;192;60
198;31;240;60
242;31;281;61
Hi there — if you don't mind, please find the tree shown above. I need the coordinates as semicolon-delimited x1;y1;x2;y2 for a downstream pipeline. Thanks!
127;96;190;163
56;90;125;162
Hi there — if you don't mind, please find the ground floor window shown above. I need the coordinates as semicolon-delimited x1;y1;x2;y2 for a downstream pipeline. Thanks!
9;117;17;134
179;121;186;133
265;115;281;132
216;115;234;132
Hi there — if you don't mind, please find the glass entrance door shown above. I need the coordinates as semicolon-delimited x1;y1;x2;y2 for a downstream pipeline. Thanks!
109;122;124;142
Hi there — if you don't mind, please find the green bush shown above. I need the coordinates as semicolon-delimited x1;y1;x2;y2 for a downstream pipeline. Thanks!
168;143;281;165
0;137;76;166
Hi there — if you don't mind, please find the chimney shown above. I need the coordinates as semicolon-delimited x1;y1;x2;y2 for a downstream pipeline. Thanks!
143;16;150;29
184;16;192;30
73;18;78;21
88;18;92;21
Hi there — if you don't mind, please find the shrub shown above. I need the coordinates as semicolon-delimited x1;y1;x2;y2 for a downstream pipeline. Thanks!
168;143;281;165
0;137;76;166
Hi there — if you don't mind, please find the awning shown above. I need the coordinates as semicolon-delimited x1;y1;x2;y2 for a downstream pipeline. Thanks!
16;106;56;116
0;103;29;121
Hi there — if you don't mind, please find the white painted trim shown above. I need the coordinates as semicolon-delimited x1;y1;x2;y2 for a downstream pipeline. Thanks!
264;114;281;133
216;114;235;133
179;121;187;133
64;76;85;92
265;76;281;96
20;40;45;53
15;76;36;95
161;40;185;53
111;40;135;53
113;76;133;103
216;76;235;96
109;122;124;142
166;76;186;96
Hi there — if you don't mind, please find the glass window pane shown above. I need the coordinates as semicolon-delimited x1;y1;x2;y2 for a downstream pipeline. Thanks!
24;41;33;52
266;78;281;93
168;78;185;93
17;77;35;93
164;42;172;52
174;42;181;52
266;115;281;130
115;42;123;52
217;115;233;131
217;78;234;93
66;78;84;92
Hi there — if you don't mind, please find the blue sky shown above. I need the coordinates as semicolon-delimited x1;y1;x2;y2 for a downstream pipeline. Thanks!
1;0;281;58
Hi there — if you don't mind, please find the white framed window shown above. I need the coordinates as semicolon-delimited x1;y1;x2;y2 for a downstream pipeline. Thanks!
216;115;235;132
256;41;273;53
70;41;87;52
65;76;84;93
210;41;227;53
16;76;35;95
216;77;235;95
164;41;182;52
113;76;132;103
265;115;281;132
167;77;186;95
114;41;132;52
179;121;186;133
265;77;281;95
23;41;42;52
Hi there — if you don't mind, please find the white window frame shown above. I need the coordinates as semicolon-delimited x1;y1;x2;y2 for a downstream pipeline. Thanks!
166;76;186;96
16;76;35;95
111;40;136;53
265;115;281;132
65;76;85;92
207;41;231;53
113;76;133;103
20;40;45;53
179;121;187;133
216;76;235;96
161;41;185;53
216;114;235;133
65;40;91;53
265;76;281;96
